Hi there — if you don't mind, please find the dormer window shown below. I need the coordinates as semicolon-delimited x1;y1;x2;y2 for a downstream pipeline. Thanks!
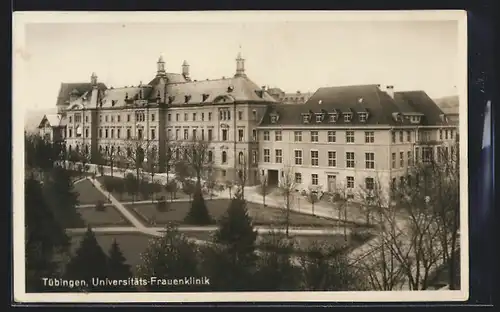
344;113;352;123
302;113;311;124
359;112;368;123
227;85;234;93
270;113;279;124
410;115;421;124
184;95;191;103
202;94;209;102
168;96;175;104
315;113;324;123
111;100;116;107
329;113;338;123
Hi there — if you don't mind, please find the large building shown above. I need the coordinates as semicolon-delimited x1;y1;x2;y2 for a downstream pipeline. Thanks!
39;54;457;196
267;88;314;105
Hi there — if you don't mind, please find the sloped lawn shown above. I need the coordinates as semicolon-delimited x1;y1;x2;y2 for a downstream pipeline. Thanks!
73;179;110;205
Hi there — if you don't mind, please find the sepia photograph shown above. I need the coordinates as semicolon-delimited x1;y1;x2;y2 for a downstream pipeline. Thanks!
13;11;468;303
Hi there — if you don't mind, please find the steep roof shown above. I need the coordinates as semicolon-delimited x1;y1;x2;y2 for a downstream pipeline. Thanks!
259;85;446;127
101;86;153;108
164;76;276;105
148;73;187;86
56;82;107;107
38;113;63;128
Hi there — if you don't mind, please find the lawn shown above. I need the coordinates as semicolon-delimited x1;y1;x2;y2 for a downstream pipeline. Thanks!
96;176;193;202
181;231;371;253
73;179;110;205
68;232;154;272
127;199;353;227
77;205;131;227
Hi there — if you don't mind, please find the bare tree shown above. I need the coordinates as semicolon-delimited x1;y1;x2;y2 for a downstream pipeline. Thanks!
257;173;270;208
203;168;217;200
123;137;151;187
278;166;297;238
181;138;213;186
104;146;119;177
234;153;249;199
305;188;319;217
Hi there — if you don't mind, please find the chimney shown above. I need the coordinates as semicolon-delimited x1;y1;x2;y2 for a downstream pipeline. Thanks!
386;85;395;99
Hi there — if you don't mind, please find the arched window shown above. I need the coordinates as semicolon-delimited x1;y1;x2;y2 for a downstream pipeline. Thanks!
75;145;80;154
105;146;109;155
222;151;227;164
85;144;89;154
208;150;213;162
238;152;244;165
68;145;72;153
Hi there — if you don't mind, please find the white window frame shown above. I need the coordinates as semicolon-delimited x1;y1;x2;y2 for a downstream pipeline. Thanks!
310;150;319;167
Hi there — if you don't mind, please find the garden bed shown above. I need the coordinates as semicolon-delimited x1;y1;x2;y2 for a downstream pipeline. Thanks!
126;199;359;228
73;179;110;205
77;205;131;227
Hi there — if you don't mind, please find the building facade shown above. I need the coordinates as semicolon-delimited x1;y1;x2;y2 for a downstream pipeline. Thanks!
257;84;458;199
42;55;457;194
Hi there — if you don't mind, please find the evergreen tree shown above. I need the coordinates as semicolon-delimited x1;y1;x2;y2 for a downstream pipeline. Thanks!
136;225;204;292
64;226;109;292
107;239;135;291
254;232;301;291
209;191;258;290
25;176;69;292
43;166;84;228
184;182;213;225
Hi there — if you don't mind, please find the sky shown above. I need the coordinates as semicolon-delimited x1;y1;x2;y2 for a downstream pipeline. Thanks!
19;13;461;112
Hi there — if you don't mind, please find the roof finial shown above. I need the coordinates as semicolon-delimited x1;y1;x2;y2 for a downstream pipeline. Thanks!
235;45;246;78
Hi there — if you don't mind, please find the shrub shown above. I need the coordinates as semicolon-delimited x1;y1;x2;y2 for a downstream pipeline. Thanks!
184;183;212;225
95;200;106;212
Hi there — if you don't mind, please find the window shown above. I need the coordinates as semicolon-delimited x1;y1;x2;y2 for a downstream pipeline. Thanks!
222;170;226;177
315;114;323;123
263;131;270;141
151;114;155;122
359;113;367;123
365;177;374;190
294;150;303;165
111;129;114;138
295;173;302;184
275;131;282;141
347;176;354;189
184;113;188;121
238;111;243;120
270;115;278;123
328;151;336;167
437;146;442;162
399;131;403;143
415;147;420;162
175;129;180;140
252;129;257;141
444;146;449;160
238;152;244;165
400;151;404;167
445;129;449;139
69;128;73;137
85;128;89;138
184;129;189;140
168;114;171;121
302;114;310;123
327;131;336;143
392;153;396;168
407;151;412;166
192;129;197;140
201;129;205;141
238;129;244;142
450;130;454;140
176;113;179;121
106;115;109;122
423;147;433;163
311;174;319;185
275;149;282;163
311;150;319;166
365;153;375;169
329;113;338;123
200;113;205;121
85;116;89;122
252;110;257;121
127;114;131;122
344;113;352;122
208;129;213;141
75;114;82;123
346;152;355;168
208;112;212;121
346;131;355;143
252;150;257;164
407;130;411;142
126;129;131;139
105;129;109;138
310;131;319;142
365;131;374;143
222;129;228;141
227;111;231;120
294;131;302;142
137;129;143;140
222;151;227;164
263;149;270;162
192;113;196;121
